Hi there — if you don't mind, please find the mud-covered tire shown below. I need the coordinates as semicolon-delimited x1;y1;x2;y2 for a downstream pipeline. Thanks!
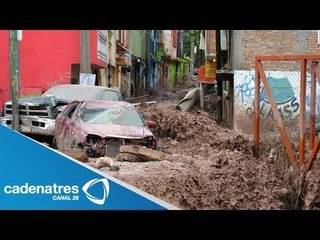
51;137;57;149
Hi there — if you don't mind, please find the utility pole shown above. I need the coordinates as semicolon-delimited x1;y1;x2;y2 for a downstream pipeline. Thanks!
9;30;20;131
80;30;91;73
216;30;223;124
190;31;194;75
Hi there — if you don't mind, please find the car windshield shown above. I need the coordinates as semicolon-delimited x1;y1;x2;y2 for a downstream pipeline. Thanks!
42;86;119;101
80;106;144;126
100;91;119;101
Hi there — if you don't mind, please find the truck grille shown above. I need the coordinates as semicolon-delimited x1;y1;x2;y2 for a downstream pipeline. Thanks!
106;139;121;157
4;104;50;117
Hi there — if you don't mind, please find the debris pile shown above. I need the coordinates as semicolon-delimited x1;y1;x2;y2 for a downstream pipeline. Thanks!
138;105;254;155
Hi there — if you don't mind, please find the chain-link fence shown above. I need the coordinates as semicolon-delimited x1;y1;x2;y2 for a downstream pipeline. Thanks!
254;56;320;172
259;60;300;159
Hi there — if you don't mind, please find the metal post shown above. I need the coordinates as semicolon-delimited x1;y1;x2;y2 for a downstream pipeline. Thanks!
9;30;20;131
200;82;204;110
80;30;91;73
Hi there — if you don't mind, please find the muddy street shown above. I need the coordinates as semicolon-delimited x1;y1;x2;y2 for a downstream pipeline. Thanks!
94;76;300;210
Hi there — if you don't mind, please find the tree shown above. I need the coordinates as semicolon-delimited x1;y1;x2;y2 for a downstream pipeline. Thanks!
182;30;202;68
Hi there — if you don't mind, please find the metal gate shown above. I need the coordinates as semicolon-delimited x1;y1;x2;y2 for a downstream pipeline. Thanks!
254;55;320;171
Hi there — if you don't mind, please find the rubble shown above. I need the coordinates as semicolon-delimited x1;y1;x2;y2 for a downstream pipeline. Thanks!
119;145;166;161
59;149;88;162
87;157;119;171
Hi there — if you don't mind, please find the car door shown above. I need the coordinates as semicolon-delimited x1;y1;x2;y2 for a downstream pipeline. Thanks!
64;103;84;149
55;102;79;149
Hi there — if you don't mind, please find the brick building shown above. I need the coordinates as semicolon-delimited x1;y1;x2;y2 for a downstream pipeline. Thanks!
232;30;320;134
232;30;320;70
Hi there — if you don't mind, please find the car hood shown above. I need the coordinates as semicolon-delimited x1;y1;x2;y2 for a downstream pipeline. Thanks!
5;95;57;107
6;95;70;107
80;124;154;139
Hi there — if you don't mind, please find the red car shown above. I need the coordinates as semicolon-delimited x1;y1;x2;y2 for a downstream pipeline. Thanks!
54;100;157;158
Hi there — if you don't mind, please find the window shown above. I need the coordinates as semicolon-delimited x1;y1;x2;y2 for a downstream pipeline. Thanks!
97;30;107;62
64;105;78;119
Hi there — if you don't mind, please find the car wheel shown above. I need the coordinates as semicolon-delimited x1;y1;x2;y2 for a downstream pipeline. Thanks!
52;137;57;149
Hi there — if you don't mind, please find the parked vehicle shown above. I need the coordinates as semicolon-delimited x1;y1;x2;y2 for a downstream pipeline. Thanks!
0;84;123;138
54;100;157;158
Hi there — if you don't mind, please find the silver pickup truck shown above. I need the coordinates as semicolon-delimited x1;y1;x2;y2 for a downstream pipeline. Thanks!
0;84;123;137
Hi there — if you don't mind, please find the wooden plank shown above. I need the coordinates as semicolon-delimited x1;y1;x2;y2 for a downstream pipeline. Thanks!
303;55;320;60
119;145;165;161
299;59;307;167
256;55;320;61
310;62;317;149
257;62;296;165
306;138;320;171
253;58;260;157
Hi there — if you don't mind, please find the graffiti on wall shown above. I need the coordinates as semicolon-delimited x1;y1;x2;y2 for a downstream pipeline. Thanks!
234;70;320;122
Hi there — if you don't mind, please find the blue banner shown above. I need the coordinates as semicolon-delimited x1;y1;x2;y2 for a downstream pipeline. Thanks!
0;125;178;210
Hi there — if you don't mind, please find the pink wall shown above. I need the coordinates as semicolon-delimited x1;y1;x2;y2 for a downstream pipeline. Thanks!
0;31;9;112
20;30;80;90
0;30;107;111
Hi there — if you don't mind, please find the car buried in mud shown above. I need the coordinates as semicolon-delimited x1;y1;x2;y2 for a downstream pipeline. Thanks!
0;84;123;139
53;100;157;158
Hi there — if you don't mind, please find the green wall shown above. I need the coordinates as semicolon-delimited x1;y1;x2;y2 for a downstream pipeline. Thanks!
176;62;184;81
176;60;190;82
168;62;176;88
130;30;146;59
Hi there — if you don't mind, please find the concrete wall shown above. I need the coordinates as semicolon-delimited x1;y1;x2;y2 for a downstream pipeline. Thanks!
234;70;320;134
231;30;244;70
163;30;177;59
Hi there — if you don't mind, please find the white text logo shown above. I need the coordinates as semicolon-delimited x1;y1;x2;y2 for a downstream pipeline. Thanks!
82;178;109;205
3;183;79;194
